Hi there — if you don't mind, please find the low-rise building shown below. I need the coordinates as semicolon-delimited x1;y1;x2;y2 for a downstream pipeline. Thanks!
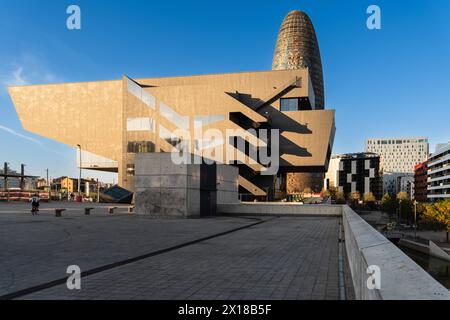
428;143;450;201
414;161;428;202
396;174;415;199
325;153;382;200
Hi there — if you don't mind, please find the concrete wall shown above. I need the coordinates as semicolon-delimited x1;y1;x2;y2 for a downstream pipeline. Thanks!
343;205;450;300
134;153;201;218
398;238;429;255
216;165;239;204
217;203;342;216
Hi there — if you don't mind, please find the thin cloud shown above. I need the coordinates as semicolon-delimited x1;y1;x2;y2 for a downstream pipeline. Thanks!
9;66;29;86
0;124;43;145
0;124;69;158
1;53;60;94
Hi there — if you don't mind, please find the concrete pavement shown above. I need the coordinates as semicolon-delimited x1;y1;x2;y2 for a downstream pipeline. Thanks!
0;202;342;300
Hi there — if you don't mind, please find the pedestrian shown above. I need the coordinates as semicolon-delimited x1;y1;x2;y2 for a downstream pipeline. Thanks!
30;194;40;215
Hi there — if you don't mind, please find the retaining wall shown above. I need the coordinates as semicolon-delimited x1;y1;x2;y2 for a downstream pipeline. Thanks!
217;202;342;216
343;205;450;300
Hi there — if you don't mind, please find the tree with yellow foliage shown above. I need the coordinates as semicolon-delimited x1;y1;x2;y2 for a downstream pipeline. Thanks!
420;199;450;242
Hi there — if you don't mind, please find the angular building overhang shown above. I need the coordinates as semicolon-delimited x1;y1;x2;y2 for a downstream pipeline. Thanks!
8;81;123;172
9;68;335;195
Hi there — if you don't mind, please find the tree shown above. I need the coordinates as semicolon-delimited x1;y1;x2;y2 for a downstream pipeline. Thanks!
400;199;413;224
381;193;397;214
396;192;412;223
396;192;409;201
349;191;361;201
420;199;450;242
328;187;338;201
303;187;313;196
363;192;376;210
348;191;361;208
321;188;331;198
363;192;376;203
335;191;346;204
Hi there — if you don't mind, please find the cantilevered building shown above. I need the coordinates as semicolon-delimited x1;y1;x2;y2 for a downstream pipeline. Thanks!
273;10;329;193
9;11;335;200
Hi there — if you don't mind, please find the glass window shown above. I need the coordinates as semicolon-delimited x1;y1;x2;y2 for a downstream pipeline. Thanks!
160;102;189;130
126;117;155;132
126;164;135;176
127;78;156;109
127;141;155;153
159;125;183;148
194;115;225;128
280;98;299;111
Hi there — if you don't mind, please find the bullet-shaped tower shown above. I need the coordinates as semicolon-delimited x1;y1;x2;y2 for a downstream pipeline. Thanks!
274;10;328;194
273;10;325;109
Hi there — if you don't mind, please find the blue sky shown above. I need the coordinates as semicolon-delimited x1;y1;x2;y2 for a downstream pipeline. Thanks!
1;0;449;182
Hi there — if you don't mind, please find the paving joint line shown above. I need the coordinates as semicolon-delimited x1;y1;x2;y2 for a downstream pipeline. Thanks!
0;216;277;300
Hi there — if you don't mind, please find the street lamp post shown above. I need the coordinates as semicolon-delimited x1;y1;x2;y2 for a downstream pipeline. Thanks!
77;144;82;195
414;200;418;239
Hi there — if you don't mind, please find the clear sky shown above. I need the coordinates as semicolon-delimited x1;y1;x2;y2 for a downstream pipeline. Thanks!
1;0;449;182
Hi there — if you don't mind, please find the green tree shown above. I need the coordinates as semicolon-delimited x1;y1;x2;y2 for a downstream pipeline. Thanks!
399;199;413;224
395;192;412;223
381;193;397;214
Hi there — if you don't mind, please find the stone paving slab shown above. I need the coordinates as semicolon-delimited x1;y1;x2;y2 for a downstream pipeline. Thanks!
16;216;340;300
0;202;262;297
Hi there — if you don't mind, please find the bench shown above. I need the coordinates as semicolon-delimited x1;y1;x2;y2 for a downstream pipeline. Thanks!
55;209;66;217
128;206;135;214
84;207;94;215
108;206;117;214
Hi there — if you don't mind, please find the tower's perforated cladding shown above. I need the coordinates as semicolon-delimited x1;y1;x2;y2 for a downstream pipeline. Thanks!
273;10;324;109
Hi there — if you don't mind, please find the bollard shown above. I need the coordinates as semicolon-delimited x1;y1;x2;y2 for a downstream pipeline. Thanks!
108;206;117;214
55;209;66;217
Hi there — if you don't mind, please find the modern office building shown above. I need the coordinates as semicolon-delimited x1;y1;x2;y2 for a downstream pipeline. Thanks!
325;153;383;200
365;137;429;174
273;10;327;193
427;142;450;201
414;161;428;202
9;11;335;200
366;137;429;196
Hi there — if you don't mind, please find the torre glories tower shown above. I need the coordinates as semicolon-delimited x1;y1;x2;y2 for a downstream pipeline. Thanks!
273;10;333;194
9;10;335;200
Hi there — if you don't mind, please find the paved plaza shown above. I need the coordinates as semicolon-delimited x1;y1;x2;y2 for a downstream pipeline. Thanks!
0;202;344;300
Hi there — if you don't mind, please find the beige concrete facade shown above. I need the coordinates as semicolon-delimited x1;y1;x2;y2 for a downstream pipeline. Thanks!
9;69;335;198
